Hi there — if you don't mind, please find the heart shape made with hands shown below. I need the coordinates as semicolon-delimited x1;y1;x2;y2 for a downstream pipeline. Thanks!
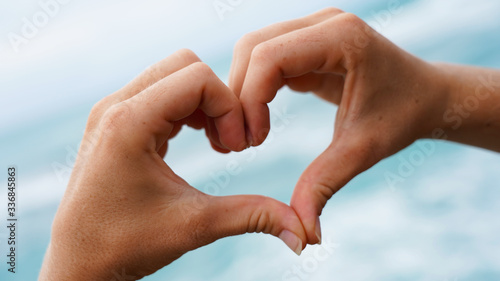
47;49;312;281
120;10;431;264
44;8;476;279
220;7;443;250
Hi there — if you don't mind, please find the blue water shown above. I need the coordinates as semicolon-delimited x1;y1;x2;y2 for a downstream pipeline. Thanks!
1;0;500;280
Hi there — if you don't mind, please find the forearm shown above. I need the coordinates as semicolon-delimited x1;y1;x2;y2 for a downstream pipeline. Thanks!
433;63;500;152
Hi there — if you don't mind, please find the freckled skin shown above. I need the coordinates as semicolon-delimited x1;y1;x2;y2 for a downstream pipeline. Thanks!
229;8;500;244
40;8;500;280
39;50;307;280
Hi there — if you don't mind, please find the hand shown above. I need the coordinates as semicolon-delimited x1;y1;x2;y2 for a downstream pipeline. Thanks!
229;8;452;244
39;49;307;280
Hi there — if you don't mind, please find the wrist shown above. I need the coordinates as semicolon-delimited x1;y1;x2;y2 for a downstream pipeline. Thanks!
426;63;500;150
412;61;454;141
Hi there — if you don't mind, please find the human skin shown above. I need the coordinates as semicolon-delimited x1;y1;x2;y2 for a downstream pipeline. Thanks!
38;49;307;280
229;8;500;245
39;8;500;280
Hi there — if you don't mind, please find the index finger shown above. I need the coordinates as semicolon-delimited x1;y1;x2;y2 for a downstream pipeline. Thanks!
107;62;247;152
240;13;367;145
229;8;344;96
88;49;202;130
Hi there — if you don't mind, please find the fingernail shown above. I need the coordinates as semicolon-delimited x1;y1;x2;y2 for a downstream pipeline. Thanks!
279;230;302;256
315;217;322;245
245;127;253;148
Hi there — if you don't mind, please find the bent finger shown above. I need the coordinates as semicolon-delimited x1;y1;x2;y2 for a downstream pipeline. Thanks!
88;49;202;129
240;14;363;145
229;8;344;96
117;62;246;152
290;137;377;244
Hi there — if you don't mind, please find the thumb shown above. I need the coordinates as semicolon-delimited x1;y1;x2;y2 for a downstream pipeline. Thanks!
190;194;307;255
290;139;376;245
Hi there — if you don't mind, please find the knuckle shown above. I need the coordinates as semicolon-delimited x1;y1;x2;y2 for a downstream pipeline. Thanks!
313;182;335;211
320;7;344;16
174;48;201;64
335;13;374;65
87;96;115;130
299;173;335;198
100;102;132;133
295;174;334;214
338;12;364;28
143;49;201;85
188;61;213;76
234;31;262;54
143;49;201;83
143;64;162;83
89;98;108;119
340;13;372;40
248;197;273;234
250;41;275;63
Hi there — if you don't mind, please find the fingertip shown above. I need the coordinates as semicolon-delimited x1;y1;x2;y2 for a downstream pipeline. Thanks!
247;114;271;147
315;216;322;245
277;216;308;256
213;98;248;151
279;230;303;256
240;99;271;147
252;126;270;147
217;128;247;152
278;204;309;253
290;184;323;245
245;126;253;147
210;141;231;154
212;112;248;152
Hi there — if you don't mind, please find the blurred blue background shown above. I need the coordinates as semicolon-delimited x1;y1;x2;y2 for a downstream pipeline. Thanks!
1;0;500;280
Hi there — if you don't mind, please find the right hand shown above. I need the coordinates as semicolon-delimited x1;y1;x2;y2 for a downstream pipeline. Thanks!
229;8;451;244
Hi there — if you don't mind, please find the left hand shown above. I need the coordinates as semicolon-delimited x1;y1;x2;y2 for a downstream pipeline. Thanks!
39;49;307;280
